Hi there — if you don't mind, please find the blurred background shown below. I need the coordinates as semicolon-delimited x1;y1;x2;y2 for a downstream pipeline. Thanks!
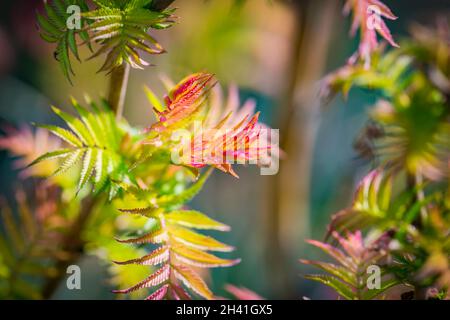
0;0;449;299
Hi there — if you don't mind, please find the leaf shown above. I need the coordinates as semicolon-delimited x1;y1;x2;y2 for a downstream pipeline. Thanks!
113;264;170;294
71;97;104;147
165;210;230;231
115;228;167;244
30;99;131;197
37;0;91;83
83;1;176;72
344;0;398;65
26;149;74;168
170;283;192;300
300;259;356;287
78;148;97;192
144;85;165;112
118;206;158;217
51;106;93;146
113;246;169;266
172;264;213;300
145;284;169;300
168;225;233;252
306;239;355;271
171;242;240;268
52;149;84;176
362;278;400;300
304;274;355;300
302;231;399;300
34;124;82;147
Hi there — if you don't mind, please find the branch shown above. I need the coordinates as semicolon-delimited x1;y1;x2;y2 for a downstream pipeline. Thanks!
108;64;130;120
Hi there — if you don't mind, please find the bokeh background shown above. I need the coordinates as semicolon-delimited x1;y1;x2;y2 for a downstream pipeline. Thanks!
0;0;449;299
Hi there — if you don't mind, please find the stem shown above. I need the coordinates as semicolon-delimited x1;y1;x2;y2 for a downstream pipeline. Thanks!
108;64;131;120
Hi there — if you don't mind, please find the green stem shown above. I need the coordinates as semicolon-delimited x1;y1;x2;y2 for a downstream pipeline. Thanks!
108;64;131;120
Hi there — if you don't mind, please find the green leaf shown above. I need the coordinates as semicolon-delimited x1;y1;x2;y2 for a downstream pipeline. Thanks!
304;274;355;300
144;85;165;112
34;124;82;147
37;0;91;83
300;259;356;287
51;106;94;146
27;149;74;168
165;210;230;231
52;149;84;176
82;1;175;72
33;99;130;196
78;148;97;192
362;278;400;300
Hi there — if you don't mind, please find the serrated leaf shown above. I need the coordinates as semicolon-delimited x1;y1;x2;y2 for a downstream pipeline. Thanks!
171;242;240;268
362;278;399;300
300;259;356;287
172;264;213;300
145;284;169;300
168;225;233;252
118;206;158;217
51;106;94;146
52;149;83;176
165;210;230;231
78;148;97;192
82;1;175;72
27;149;74;168
113;264;170;294
116;228;167;244
113;246;169;266
306;239;355;271
37;0;91;83
304;274;355;300
71;97;103;146
34;124;82;147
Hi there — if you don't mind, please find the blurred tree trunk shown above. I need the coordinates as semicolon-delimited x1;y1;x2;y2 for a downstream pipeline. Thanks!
265;0;339;298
